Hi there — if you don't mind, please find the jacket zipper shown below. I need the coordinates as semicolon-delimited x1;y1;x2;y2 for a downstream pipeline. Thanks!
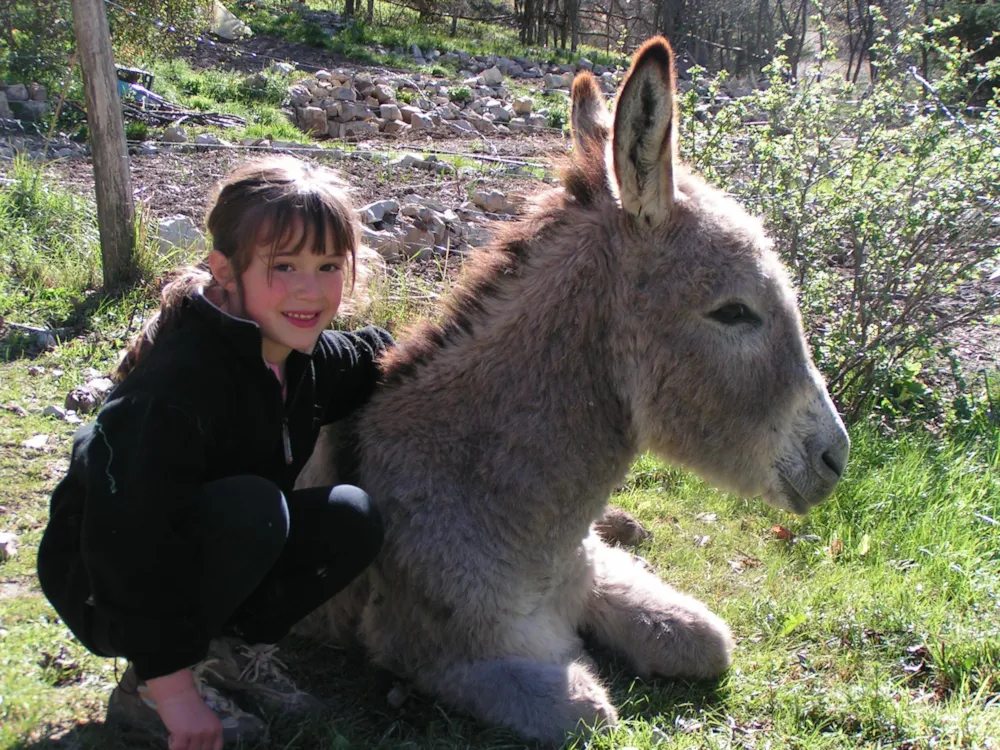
279;361;313;466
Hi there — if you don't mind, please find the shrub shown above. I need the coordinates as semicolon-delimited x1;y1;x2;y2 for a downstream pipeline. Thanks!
449;86;472;103
680;28;1000;423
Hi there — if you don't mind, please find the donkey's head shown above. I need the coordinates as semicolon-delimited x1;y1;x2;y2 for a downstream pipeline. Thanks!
570;37;849;513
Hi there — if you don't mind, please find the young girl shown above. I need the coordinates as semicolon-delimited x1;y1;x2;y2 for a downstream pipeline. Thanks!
37;156;394;750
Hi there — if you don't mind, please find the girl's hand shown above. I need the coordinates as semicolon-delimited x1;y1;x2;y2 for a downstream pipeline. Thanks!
146;668;223;750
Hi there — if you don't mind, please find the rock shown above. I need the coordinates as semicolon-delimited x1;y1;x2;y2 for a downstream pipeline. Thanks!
576;58;593;72
299;106;328;134
5;83;28;102
513;96;533;115
410;112;434;131
28;365;46;376
271;62;296;74
410;44;423;58
22;434;49;450
288;84;312;107
391;154;423;169
0;532;17;561
9;100;47;121
379;103;402;121
482;66;504;86
87;377;114;398
445;119;476;135
136;141;159;155
359;199;399;224
194;133;225;148
43;405;67;419
0;92;11;119
332;86;357;101
469;116;498;135
472;189;516;214
362;226;402;260
382;119;408;135
403;227;436;257
339;120;379;138
373;84;395;104
28;83;46;102
158;215;206;253
162;126;188;144
386;683;409;710
399;105;422;124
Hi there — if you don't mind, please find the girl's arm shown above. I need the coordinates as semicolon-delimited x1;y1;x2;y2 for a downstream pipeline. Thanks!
316;326;395;424
79;395;212;681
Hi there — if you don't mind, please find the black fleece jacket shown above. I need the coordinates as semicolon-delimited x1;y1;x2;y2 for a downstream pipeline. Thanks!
37;292;393;680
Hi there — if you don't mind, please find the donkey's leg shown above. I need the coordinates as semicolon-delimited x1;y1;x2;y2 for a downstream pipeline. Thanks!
582;538;734;680
421;657;617;744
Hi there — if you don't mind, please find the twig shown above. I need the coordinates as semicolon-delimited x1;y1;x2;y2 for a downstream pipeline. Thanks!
909;67;1000;149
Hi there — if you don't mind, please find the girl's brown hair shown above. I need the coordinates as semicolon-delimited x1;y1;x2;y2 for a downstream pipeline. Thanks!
116;156;359;382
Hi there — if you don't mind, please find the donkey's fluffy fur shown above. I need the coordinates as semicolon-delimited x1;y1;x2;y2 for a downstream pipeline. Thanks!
297;36;850;744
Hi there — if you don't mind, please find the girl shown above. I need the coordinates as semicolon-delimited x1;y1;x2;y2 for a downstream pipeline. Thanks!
37;156;394;750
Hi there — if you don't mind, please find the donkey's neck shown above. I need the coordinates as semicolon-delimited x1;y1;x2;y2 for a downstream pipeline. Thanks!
381;228;639;555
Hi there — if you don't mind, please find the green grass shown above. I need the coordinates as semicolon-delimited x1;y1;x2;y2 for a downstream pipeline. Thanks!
2;144;999;750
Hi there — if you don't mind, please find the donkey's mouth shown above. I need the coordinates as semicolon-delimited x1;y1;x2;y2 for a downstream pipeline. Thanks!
776;475;812;515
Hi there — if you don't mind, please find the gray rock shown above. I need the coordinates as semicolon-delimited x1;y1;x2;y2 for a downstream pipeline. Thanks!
288;84;312;107
403;227;436;257
0;92;12;119
0;532;17;561
399;105;422;124
379;103;402;121
162;126;188;143
410;44;423;58
391;154;423;169
136;140;159;155
513;96;533;115
359;199;400;224
28;82;46;101
271;62;296;74
410;112;434;131
472;189;516;214
373;84;395;104
362;226;403;260
577;58;593;72
5;83;27;102
43;404;67;419
194;133;225;148
299;106;328;134
339;120;379;138
482;66;504;86
9;100;47;121
333;86;357;101
158;214;206;253
382;119;408;134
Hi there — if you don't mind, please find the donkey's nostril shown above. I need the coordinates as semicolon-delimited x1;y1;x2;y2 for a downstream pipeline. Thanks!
821;449;844;478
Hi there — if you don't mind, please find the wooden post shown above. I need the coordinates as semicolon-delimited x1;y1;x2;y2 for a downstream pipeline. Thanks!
71;0;136;291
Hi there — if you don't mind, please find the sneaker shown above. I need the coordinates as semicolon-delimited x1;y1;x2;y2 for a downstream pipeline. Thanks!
105;664;268;747
201;638;326;716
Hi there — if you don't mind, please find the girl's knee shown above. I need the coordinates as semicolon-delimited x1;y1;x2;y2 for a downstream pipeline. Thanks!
328;484;383;554
198;475;290;548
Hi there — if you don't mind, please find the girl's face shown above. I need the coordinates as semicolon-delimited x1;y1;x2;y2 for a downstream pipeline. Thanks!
225;219;346;364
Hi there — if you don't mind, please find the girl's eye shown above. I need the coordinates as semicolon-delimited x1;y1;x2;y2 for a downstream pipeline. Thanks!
321;263;344;273
273;263;294;272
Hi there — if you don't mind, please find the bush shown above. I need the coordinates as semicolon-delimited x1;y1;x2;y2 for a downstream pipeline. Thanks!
0;0;212;90
680;29;1000;424
449;86;472;103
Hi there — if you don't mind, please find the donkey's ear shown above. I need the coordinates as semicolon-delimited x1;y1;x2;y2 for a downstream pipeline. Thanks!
612;36;678;227
570;72;610;151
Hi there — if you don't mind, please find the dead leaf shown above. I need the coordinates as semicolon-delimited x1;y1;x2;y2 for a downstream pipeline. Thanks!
771;524;795;541
858;533;871;556
695;512;718;523
828;538;844;558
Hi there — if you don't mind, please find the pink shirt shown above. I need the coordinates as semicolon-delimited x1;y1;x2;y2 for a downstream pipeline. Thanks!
265;361;287;401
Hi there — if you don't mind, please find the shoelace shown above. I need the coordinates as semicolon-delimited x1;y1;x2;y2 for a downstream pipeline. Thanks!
236;643;293;686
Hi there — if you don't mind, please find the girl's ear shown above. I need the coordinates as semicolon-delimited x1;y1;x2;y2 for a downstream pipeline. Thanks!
208;249;237;293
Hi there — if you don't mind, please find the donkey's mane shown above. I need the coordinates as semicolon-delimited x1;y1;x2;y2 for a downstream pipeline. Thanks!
379;154;605;387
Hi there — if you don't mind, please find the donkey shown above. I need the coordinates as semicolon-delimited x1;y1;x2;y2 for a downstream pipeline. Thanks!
298;36;850;744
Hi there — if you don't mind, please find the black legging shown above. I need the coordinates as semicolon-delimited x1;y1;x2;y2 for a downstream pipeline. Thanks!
176;476;382;646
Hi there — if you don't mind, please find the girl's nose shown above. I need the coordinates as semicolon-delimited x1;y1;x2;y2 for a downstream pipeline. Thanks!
294;272;322;299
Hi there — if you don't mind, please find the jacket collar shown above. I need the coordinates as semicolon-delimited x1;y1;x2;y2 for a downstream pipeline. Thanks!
185;290;315;380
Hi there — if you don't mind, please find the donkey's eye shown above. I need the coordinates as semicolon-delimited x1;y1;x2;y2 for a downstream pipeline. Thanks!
709;303;760;325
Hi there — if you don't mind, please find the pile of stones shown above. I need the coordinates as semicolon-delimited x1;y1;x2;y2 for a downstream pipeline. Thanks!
283;66;590;139
0;81;49;122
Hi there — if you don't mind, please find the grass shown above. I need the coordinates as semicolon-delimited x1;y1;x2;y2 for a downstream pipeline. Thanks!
1;159;999;749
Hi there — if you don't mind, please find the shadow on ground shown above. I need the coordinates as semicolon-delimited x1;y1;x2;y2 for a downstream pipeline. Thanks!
9;637;729;750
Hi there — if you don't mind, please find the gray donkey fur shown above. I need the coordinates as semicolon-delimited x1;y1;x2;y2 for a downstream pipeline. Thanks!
296;36;851;744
